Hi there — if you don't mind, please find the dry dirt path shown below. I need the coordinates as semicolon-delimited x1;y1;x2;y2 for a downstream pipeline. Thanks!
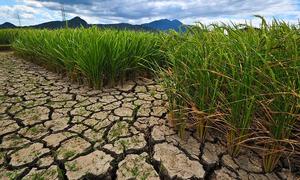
0;52;298;180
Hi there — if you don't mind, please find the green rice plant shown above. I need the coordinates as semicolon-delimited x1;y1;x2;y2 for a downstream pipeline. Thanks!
159;23;260;148
156;17;299;170
258;94;299;172
217;24;259;156
0;29;20;45
13;27;163;88
252;17;300;172
158;26;225;141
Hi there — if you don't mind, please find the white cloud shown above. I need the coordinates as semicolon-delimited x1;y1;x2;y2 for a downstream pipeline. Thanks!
1;0;299;25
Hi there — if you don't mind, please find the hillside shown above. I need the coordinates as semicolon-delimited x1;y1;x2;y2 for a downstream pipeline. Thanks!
0;17;185;31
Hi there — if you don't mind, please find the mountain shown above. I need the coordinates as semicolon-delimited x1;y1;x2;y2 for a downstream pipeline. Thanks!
0;22;16;29
142;19;184;31
32;16;88;29
0;17;184;31
95;23;153;31
97;19;185;31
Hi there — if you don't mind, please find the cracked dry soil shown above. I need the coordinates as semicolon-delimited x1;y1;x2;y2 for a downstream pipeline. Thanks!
0;52;299;180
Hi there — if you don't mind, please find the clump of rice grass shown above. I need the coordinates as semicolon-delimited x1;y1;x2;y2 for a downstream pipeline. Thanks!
0;29;20;45
158;16;299;171
258;93;299;172
12;27;164;89
253;18;299;172
158;28;223;141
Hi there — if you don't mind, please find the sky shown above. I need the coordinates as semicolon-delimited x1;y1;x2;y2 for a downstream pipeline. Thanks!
0;0;299;26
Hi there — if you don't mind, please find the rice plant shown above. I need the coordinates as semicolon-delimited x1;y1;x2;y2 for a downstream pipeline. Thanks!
13;27;163;88
157;17;299;171
0;29;20;45
158;28;224;140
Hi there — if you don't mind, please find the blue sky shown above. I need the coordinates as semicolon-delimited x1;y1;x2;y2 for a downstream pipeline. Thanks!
0;0;299;26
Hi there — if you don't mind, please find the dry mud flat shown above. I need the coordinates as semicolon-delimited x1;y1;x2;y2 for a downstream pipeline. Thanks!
0;51;298;180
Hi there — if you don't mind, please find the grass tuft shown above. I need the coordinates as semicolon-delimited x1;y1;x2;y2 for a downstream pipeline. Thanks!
157;17;299;171
12;27;164;89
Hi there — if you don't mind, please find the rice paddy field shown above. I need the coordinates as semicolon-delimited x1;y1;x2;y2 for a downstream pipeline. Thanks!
0;29;20;51
0;29;20;45
0;17;299;178
12;28;164;89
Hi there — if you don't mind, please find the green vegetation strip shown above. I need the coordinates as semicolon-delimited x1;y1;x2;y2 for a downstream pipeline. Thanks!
12;28;164;89
1;17;299;173
0;29;20;44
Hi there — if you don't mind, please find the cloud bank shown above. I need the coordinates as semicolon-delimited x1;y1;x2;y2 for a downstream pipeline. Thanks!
0;0;299;25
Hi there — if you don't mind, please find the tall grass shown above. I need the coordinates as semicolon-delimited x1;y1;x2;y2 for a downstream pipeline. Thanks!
0;29;20;45
13;27;163;88
159;17;299;172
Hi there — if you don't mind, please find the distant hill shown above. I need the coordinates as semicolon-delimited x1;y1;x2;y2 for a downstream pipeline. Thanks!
95;19;184;31
0;22;16;29
32;16;88;29
142;19;184;31
0;17;185;31
94;23;153;31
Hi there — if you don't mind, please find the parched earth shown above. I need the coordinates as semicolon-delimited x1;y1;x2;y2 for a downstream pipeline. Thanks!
0;51;298;180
